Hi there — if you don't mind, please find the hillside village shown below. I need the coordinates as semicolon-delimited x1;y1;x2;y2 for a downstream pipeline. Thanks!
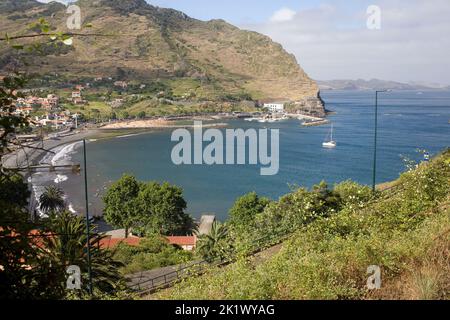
7;71;327;145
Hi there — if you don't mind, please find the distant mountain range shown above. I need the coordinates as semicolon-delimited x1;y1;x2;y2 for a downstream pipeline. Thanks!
317;79;450;91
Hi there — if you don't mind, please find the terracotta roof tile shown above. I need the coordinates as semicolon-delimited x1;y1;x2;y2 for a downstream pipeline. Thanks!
166;236;197;246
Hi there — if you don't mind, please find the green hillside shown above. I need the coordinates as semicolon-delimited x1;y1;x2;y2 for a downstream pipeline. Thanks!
155;150;450;300
0;0;322;105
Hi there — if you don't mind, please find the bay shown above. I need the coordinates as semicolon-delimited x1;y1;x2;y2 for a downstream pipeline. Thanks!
60;90;450;221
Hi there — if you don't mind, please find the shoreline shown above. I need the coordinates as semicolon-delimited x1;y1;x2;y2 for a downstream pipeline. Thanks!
100;122;229;130
2;128;100;170
3;114;402;224
99;118;229;130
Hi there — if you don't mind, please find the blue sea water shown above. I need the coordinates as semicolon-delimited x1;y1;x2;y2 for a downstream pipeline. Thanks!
66;90;450;221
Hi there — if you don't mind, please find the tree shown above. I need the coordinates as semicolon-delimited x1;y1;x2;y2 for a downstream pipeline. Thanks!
137;111;146;119
103;174;140;237
0;74;28;159
39;185;65;214
41;211;124;297
311;181;342;215
121;111;129;120
229;192;271;231
137;181;193;236
103;176;195;237
197;222;231;262
0;174;44;299
0;17;126;299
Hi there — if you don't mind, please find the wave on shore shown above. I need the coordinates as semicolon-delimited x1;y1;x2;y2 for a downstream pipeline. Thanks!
49;141;83;166
30;141;83;216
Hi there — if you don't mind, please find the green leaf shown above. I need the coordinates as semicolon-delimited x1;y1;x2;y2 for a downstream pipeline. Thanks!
41;25;50;33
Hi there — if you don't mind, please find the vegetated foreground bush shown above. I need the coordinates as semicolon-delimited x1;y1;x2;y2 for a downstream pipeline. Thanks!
112;236;193;275
156;150;450;300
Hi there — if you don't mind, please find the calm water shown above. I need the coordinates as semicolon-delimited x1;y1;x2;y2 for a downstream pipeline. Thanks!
59;90;449;221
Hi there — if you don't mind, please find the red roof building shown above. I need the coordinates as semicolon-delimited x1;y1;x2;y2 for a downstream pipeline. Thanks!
98;235;197;251
166;236;197;251
98;236;141;249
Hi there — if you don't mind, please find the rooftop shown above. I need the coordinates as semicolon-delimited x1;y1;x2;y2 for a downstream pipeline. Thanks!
166;236;197;246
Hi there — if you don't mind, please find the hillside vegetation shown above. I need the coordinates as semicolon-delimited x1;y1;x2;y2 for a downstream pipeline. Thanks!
156;150;450;300
0;0;320;103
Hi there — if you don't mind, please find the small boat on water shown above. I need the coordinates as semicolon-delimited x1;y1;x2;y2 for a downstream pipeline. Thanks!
322;124;336;148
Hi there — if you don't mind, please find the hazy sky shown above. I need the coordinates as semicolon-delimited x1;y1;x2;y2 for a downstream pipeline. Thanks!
38;0;450;84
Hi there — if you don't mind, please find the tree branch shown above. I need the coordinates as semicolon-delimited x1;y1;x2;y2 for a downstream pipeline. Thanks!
0;32;135;41
9;140;54;154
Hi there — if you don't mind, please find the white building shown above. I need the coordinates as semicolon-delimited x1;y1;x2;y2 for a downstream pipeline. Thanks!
264;102;285;113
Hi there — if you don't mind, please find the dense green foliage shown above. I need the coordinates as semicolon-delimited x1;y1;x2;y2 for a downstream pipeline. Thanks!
103;174;141;237
0;19;129;299
0;75;28;156
0;174;46;299
103;174;196;236
41;211;125;297
157;150;450;300
228;192;271;233
197;222;231;262
112;236;192;274
136;181;195;235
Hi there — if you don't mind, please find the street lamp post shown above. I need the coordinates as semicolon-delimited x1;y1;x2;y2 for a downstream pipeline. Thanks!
372;90;390;192
83;139;93;295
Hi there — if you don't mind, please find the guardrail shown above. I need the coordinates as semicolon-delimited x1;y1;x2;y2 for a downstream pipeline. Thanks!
128;229;292;295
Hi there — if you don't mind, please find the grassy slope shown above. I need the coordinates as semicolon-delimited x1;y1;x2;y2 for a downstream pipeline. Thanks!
154;151;450;300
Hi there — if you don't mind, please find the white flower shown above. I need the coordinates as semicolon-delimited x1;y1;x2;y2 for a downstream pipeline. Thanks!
63;37;73;46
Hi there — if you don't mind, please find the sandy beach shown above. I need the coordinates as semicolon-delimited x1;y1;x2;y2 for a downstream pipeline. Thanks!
100;118;173;129
100;118;228;130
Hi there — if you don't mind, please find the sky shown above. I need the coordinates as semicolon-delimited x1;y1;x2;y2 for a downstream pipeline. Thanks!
38;0;450;85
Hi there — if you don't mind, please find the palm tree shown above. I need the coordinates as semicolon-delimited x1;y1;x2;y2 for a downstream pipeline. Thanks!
39;185;65;214
196;222;231;262
41;211;124;296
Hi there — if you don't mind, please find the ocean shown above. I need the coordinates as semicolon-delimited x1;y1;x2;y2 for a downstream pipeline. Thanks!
34;90;450;222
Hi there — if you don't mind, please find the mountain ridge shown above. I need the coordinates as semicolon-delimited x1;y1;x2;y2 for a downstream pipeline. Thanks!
0;0;324;113
318;79;450;91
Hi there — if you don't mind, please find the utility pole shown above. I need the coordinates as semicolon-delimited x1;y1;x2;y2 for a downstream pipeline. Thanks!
83;139;93;295
372;90;390;192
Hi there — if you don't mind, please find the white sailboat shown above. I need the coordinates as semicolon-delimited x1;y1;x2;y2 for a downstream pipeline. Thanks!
322;124;336;148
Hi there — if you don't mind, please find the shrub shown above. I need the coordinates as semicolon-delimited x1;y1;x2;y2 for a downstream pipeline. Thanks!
334;180;373;211
112;235;193;274
155;150;450;300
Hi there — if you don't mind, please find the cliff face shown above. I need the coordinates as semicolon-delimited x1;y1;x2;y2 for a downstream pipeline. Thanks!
0;0;324;111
